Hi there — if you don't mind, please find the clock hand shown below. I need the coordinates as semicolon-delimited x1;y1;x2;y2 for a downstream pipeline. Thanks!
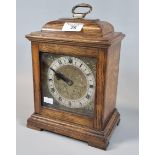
50;68;73;86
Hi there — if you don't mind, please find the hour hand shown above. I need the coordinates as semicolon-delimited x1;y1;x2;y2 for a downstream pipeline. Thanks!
50;68;73;86
56;72;73;86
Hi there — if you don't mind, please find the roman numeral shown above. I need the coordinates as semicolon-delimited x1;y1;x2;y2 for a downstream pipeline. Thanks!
89;85;94;88
79;63;83;67
86;94;91;99
68;58;73;63
86;73;91;76
58;60;62;64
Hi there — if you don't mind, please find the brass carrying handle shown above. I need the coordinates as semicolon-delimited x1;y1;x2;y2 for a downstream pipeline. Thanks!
72;3;92;18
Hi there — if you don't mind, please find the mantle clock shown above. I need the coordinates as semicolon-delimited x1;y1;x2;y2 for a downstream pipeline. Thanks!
26;3;125;150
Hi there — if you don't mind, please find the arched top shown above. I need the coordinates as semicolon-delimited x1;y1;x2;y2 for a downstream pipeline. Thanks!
26;18;125;46
41;18;114;38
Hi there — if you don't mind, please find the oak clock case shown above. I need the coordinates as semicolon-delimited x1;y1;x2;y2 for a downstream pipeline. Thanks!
26;3;125;150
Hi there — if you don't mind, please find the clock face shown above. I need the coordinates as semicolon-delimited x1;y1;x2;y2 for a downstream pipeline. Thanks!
48;56;95;108
40;52;97;117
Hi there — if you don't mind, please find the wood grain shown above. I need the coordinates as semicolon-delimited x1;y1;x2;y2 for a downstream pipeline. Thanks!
27;109;120;150
94;48;107;130
102;42;122;127
41;18;114;37
26;17;125;150
31;43;41;113
40;107;93;128
26;32;124;48
39;43;98;57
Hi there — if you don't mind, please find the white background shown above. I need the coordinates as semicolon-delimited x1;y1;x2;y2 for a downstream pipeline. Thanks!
16;0;138;155
3;0;154;155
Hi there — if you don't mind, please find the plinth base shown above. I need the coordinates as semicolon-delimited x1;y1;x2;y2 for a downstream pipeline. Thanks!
27;109;120;150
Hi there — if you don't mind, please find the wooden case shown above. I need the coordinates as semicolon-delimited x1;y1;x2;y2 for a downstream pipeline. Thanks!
26;17;125;150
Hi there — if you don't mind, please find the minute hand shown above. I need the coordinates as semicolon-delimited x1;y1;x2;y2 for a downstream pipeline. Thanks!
50;68;73;86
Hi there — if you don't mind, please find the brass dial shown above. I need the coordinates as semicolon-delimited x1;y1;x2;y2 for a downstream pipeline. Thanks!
47;56;96;108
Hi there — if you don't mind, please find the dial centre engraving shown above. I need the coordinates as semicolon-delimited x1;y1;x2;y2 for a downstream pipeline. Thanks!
54;65;87;100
